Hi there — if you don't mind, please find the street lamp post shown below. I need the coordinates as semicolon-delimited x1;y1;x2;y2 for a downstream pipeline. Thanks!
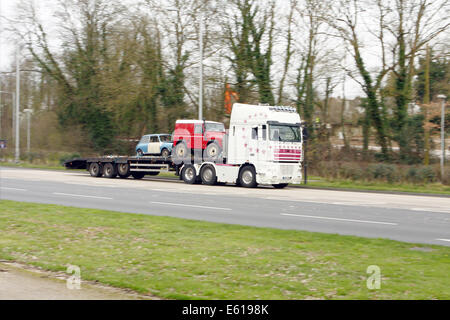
15;44;20;163
199;10;204;121
437;94;447;180
166;2;215;121
23;108;32;154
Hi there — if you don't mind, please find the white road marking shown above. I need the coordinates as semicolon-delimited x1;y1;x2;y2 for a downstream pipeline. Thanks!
436;239;450;243
1;187;27;192
151;201;232;211
53;193;113;200
411;208;450;213
281;213;398;226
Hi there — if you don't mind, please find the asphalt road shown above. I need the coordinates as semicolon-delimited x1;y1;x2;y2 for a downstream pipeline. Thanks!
1;167;450;246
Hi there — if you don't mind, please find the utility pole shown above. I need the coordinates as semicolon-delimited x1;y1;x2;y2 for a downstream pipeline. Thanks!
437;94;447;180
24;109;32;154
15;43;20;163
199;10;204;121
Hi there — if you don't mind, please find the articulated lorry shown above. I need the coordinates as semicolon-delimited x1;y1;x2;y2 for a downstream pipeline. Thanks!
65;103;304;188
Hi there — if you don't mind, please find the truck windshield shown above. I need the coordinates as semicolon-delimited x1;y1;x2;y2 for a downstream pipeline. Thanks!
269;125;302;142
160;135;172;143
205;123;225;132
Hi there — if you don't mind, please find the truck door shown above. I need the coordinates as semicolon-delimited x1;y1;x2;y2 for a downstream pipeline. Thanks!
258;125;268;161
249;126;259;162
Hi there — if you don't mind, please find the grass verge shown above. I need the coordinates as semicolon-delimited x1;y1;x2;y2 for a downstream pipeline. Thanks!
0;200;449;300
303;179;450;195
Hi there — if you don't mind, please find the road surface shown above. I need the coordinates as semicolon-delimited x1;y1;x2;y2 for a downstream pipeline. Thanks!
1;167;449;246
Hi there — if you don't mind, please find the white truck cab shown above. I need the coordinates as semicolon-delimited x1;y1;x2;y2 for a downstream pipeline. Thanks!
180;103;303;188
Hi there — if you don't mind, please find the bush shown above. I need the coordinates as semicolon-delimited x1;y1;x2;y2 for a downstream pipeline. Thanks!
368;164;399;183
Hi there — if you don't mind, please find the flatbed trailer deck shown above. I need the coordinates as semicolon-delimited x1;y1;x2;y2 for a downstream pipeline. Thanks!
64;156;180;180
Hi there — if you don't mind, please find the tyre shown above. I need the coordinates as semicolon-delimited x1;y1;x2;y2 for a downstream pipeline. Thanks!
200;164;217;185
203;142;222;162
147;172;160;176
89;162;103;178
273;183;289;189
131;172;145;180
137;149;144;157
103;163;117;179
173;142;188;164
239;166;257;188
117;163;131;179
181;164;197;184
161;148;170;158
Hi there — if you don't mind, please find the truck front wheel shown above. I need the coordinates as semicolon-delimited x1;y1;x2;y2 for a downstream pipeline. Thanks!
239;166;257;188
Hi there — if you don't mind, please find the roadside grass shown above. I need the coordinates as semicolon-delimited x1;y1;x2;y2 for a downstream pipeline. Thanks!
0;162;69;171
302;179;450;195
0;200;448;300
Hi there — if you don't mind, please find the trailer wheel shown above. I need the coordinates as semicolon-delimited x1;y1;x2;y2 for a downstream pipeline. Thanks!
200;165;217;185
89;162;103;178
203;142;222;162
132;172;145;180
273;184;289;189
239;166;257;188
103;163;117;179
181;164;197;185
117;163;131;179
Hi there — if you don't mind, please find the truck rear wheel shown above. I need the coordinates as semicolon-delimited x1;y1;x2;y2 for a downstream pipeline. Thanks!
89;162;103;178
200;165;217;185
117;163;131;179
239;166;257;188
181;164;197;185
103;163;117;179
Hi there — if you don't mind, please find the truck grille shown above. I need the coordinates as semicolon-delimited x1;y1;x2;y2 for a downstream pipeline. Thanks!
274;149;301;162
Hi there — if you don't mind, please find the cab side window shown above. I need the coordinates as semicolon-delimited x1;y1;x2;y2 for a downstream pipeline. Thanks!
252;127;258;140
150;136;159;143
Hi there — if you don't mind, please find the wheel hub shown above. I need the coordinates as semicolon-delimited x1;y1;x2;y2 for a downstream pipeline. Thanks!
186;168;194;180
242;171;253;184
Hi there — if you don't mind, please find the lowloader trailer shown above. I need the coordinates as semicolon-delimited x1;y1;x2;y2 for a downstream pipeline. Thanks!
65;103;304;188
64;156;179;180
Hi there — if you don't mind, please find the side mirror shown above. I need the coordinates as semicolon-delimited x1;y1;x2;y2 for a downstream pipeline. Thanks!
302;127;309;141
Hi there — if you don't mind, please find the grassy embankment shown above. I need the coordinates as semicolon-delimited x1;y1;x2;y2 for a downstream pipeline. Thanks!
0;200;449;300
